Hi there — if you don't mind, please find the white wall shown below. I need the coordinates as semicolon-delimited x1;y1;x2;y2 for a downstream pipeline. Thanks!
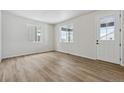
55;11;121;61
2;11;54;58
0;11;2;61
55;12;97;59
1;10;123;65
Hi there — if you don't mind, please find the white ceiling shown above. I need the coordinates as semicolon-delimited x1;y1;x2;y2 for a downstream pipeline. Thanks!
5;10;94;24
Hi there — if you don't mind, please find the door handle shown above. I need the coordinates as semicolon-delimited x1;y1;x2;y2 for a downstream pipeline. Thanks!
96;40;99;45
96;42;99;44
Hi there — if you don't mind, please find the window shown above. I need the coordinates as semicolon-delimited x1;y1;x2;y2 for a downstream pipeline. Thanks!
100;16;115;40
27;24;43;43
35;26;42;42
60;25;73;43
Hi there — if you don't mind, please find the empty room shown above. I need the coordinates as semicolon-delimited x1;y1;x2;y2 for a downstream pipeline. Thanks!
0;10;124;82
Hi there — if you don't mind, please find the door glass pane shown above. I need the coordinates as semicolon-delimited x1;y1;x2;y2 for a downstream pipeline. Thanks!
99;16;115;41
100;27;107;40
106;27;114;40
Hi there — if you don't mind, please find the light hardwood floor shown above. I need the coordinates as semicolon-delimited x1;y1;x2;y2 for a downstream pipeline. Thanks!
0;51;124;82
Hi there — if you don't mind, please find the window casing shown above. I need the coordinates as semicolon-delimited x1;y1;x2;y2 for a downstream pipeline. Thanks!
60;25;73;43
27;24;44;43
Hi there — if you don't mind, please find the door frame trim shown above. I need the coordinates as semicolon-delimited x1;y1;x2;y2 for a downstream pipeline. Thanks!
120;10;124;66
95;11;122;65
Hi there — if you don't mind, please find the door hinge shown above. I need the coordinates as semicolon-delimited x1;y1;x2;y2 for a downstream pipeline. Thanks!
119;43;122;47
120;14;121;18
120;58;122;61
120;29;121;32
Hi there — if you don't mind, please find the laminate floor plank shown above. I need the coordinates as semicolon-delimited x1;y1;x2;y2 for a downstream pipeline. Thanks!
0;51;124;82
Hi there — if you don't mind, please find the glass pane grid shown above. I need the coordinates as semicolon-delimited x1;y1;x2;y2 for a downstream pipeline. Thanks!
60;25;73;43
100;16;115;41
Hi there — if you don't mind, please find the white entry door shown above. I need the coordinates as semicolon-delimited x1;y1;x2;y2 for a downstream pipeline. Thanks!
96;11;121;64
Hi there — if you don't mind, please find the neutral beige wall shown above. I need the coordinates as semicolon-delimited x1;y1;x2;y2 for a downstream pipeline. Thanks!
2;11;54;58
55;12;97;59
55;10;122;63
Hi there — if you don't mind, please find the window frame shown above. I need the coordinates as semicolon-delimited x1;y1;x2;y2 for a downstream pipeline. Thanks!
27;24;44;43
59;24;73;43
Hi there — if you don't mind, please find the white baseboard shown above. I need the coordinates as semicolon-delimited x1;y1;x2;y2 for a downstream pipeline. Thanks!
2;50;55;59
56;50;96;60
120;63;124;66
0;58;1;63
